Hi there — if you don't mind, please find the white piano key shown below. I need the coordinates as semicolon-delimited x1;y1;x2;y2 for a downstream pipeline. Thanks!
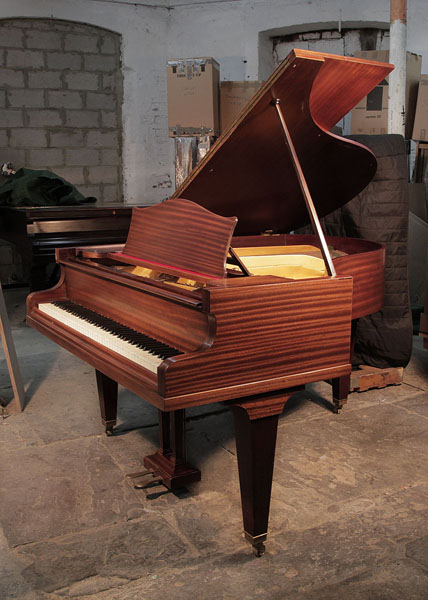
38;302;162;373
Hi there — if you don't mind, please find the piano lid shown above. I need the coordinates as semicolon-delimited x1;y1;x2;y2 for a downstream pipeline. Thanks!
172;48;393;236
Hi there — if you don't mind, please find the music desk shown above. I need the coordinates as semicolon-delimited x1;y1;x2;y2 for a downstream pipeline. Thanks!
0;204;134;290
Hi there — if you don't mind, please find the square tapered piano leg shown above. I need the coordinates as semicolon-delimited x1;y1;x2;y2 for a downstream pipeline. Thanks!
230;388;301;556
331;373;350;413
96;370;118;435
144;409;201;490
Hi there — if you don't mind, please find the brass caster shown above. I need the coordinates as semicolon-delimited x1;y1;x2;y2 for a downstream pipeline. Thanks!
245;532;267;557
332;402;341;414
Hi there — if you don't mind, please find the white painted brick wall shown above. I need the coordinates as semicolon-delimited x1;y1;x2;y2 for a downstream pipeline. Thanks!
8;89;44;107
0;18;122;204
46;52;82;70
65;148;100;166
28;147;64;167
10;129;48;147
7;49;44;68
87;131;118;147
28;71;62;88
1;0;428;208
0;69;25;87
49;131;84;147
64;34;98;53
87;166;118;184
66;72;99;90
64;110;99;128
47;91;83;109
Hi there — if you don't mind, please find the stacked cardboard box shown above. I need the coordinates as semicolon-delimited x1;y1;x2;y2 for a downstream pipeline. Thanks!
167;58;220;137
412;75;428;141
351;50;421;138
220;81;264;133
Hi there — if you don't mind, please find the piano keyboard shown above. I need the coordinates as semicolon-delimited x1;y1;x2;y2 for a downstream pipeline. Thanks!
38;300;181;373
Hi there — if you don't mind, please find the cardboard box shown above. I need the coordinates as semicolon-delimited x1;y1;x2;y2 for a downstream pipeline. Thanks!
167;57;220;136
351;50;421;138
412;75;428;140
220;81;264;132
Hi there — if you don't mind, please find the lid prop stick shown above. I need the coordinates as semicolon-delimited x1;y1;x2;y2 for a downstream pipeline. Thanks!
272;98;336;277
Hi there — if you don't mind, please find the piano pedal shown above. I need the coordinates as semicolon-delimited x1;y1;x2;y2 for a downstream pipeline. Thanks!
126;469;153;480
126;469;162;489
134;477;163;490
126;468;189;500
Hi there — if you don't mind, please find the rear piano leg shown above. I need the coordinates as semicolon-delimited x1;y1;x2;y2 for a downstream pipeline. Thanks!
331;373;350;413
143;409;201;490
331;325;355;413
95;370;118;435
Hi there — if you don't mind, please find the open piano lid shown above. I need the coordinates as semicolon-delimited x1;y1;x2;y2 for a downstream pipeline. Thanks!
172;48;394;236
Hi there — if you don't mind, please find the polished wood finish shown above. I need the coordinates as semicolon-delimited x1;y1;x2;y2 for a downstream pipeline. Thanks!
46;261;211;353
233;233;385;320
143;410;201;489
27;260;352;409
230;389;299;556
95;369;118;435
173;50;392;236
160;276;353;399
331;374;351;413
123;198;237;280
0;204;133;289
26;49;389;555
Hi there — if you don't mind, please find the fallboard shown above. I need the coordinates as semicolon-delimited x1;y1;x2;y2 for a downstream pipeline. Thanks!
62;264;210;352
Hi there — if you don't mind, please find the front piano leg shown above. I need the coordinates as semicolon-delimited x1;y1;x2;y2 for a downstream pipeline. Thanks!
230;388;300;556
144;409;201;490
95;370;118;435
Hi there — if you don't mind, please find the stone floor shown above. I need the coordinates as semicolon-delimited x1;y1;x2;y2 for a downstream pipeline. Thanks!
1;287;428;600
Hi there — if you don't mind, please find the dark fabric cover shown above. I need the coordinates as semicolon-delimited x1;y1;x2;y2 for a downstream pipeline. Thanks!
322;134;412;368
0;168;96;206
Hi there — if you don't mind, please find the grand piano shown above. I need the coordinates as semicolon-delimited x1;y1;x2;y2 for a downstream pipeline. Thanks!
0;203;133;289
27;49;392;556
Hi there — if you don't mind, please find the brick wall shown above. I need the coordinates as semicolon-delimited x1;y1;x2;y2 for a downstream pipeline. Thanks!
0;17;123;204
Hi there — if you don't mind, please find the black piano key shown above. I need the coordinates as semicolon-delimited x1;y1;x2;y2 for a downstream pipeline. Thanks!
52;300;181;359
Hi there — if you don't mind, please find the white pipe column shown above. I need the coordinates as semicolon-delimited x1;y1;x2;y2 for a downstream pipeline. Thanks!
388;0;407;135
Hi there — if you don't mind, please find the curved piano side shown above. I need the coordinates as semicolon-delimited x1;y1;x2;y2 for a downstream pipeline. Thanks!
283;233;385;320
327;237;385;320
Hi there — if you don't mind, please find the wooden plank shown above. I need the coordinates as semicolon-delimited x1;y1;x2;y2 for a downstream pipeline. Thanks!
0;284;25;412
350;365;403;393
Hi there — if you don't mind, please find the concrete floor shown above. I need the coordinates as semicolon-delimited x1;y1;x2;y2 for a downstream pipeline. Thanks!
1;287;428;600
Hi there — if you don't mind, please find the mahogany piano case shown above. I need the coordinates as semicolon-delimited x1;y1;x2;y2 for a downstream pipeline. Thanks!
27;49;393;556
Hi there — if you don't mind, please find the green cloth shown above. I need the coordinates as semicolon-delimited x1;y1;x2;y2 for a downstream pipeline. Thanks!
0;168;97;206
